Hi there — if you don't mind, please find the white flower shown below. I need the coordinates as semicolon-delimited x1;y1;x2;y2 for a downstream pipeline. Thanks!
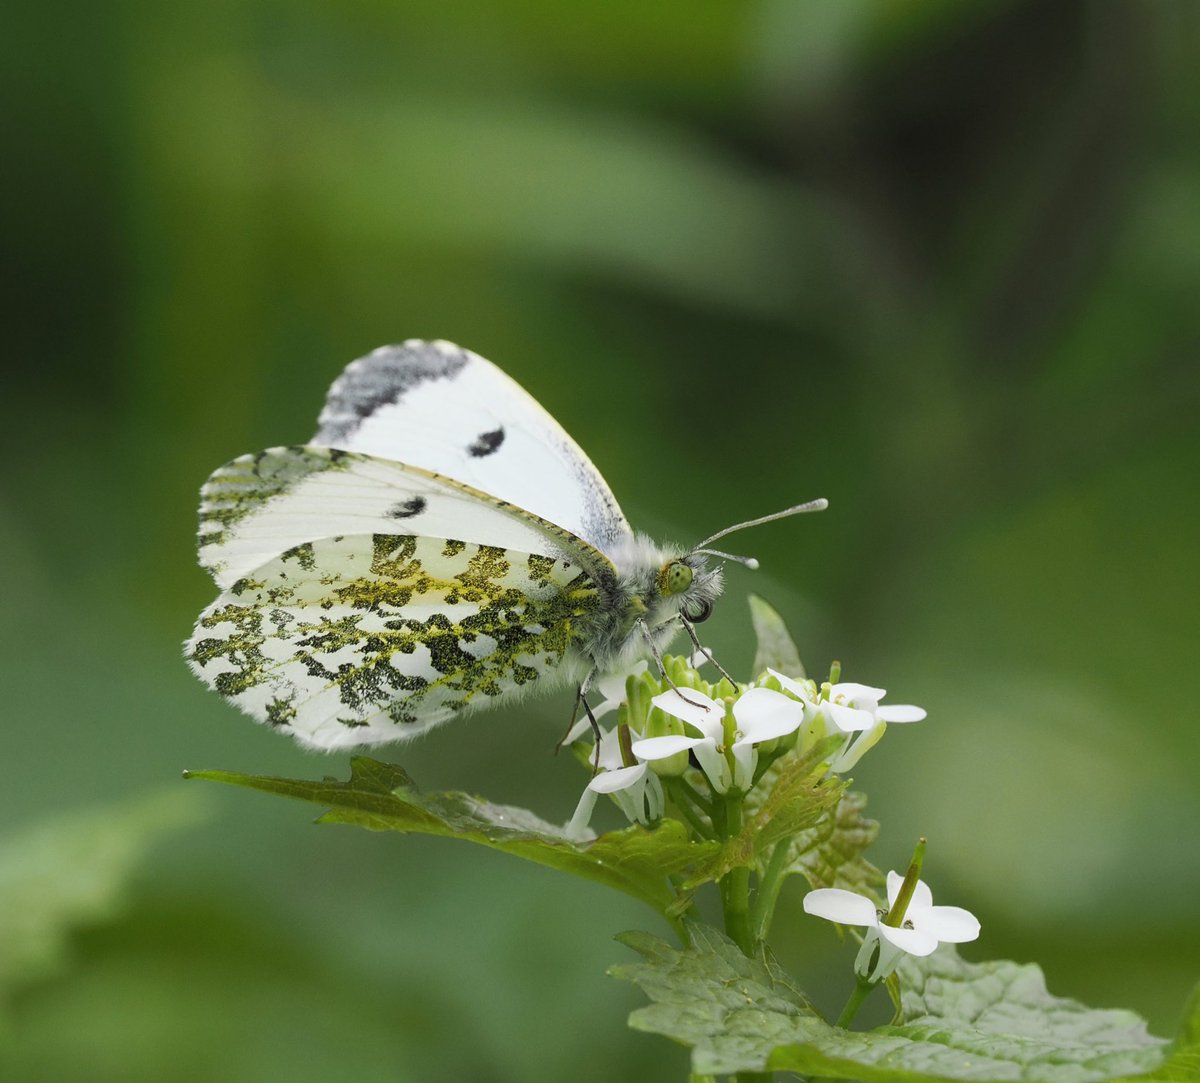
728;687;806;788
637;685;805;792
637;689;732;793
565;724;663;838
803;872;980;981
769;670;925;772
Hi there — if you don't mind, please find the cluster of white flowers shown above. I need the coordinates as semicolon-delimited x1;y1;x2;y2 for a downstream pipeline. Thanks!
566;658;925;837
562;653;980;986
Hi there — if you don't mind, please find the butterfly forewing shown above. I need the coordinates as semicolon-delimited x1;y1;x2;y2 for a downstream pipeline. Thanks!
187;533;602;749
199;444;617;591
313;340;633;557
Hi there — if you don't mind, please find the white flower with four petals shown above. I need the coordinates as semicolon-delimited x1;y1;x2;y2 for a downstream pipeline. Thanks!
638;686;806;793
769;669;926;771
803;871;980;981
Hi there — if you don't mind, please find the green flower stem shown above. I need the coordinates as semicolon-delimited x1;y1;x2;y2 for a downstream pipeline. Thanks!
835;976;875;1028
665;909;691;947
722;866;754;955
751;747;785;788
709;792;728;836
750;838;791;942
718;795;755;955
674;776;716;820
664;778;712;839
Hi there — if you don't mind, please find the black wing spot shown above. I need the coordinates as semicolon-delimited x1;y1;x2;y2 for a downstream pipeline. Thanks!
387;497;427;519
468;427;505;457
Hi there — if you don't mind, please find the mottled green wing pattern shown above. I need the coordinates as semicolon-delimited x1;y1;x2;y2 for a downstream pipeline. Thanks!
187;533;601;749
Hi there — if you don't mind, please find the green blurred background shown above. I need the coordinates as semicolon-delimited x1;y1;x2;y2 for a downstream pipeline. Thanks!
4;1;1198;1079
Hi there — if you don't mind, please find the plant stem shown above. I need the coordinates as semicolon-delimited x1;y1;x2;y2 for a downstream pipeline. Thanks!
749;838;791;941
664;777;712;838
718;795;755;955
667;911;692;947
676;776;716;818
835;977;875;1028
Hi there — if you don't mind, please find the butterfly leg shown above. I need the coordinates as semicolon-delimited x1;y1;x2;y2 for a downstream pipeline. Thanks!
578;692;603;774
555;684;604;773
680;617;737;686
634;618;707;708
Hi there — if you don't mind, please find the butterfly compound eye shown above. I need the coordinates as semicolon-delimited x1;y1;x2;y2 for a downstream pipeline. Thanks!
683;598;713;623
659;560;694;596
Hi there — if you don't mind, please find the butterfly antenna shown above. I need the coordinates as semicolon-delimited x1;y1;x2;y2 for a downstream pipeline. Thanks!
695;548;760;570
694;498;828;550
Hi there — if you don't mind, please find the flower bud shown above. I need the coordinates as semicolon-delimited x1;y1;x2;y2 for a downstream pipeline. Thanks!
624;671;655;730
759;671;786;693
646;749;690;778
641;706;690;776
712;676;738;700
664;654;703;691
644;705;684;739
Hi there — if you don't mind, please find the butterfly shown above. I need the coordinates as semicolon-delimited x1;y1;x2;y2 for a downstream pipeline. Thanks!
187;340;825;750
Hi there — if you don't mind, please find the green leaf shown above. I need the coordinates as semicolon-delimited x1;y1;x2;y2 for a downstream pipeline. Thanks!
187;758;718;917
785;788;882;894
1150;982;1200;1081
613;923;1180;1082
736;736;875;894
876;949;1174;1083
685;741;844;887
0;790;208;1012
749;594;806;678
611;922;821;1077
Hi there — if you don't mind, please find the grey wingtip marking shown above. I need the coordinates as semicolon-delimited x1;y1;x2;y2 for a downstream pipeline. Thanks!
314;340;476;445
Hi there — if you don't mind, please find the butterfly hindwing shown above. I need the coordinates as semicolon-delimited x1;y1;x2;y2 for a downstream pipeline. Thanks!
313;340;633;557
198;444;617;592
187;533;603;749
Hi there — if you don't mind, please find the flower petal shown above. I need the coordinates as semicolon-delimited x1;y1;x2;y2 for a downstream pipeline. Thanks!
642;770;665;822
910;878;934;911
824;701;876;733
886;872;933;912
565;787;599;840
886;870;903;906
587;763;647;794
854;928;881;978
877;704;926;723
802;888;879;927
630;735;702;760
594;660;648;704
563;715;604;745
691;740;732;793
732;687;805;744
767;668;813;702
878;923;939;956
730;743;757;791
869;936;908;982
651;689;725;738
915;905;981;944
831;682;887;704
828;723;885;772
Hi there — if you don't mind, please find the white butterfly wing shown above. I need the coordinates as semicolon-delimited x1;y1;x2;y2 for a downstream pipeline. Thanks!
188;534;601;749
198;445;618;592
313;340;633;556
